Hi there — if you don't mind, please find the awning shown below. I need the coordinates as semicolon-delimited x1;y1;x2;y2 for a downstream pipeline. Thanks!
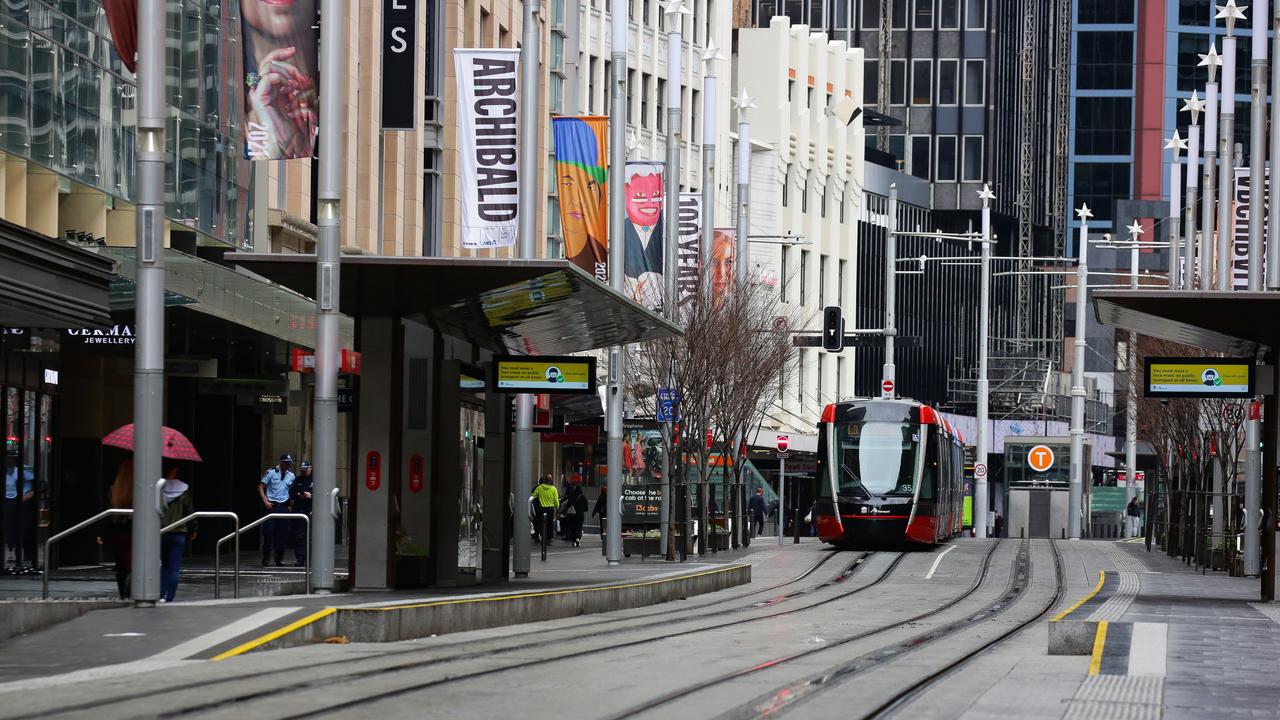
224;253;681;355
1092;289;1272;355
0;220;113;328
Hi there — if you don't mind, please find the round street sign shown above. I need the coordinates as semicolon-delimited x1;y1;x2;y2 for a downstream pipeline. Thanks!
772;316;789;333
881;379;895;395
975;462;988;479
776;434;790;452
1027;444;1055;473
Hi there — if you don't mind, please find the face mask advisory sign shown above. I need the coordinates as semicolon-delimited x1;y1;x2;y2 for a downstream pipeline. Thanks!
1144;356;1255;399
490;355;597;394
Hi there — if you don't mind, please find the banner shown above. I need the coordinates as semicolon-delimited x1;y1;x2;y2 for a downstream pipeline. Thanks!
241;2;319;159
710;228;736;302
623;160;665;311
381;0;418;129
676;193;702;310
1232;167;1269;291
552;116;609;281
455;48;521;249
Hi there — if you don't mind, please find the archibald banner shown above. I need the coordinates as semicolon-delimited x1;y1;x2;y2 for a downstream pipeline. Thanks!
455;48;521;249
552;116;609;281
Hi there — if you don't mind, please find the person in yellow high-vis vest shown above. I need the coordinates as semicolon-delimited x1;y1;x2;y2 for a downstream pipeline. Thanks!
531;476;560;547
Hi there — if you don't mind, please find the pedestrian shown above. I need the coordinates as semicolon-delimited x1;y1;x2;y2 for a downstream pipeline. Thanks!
258;453;295;567
158;463;196;603
531;475;559;546
3;448;33;571
290;460;314;567
747;487;767;538
993;512;1004;539
592;485;609;555
1126;496;1141;537
562;483;589;547
105;460;133;599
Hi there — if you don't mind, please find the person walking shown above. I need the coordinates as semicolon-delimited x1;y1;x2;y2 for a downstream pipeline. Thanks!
748;487;767;538
158;464;196;603
105;460;133;599
562;483;589;547
1126;496;1142;538
258;453;295;567
290;460;314;567
592;485;609;555
531;475;560;550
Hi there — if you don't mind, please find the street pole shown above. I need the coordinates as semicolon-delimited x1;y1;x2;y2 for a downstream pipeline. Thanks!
1069;204;1093;540
882;184;897;398
604;0;628;567
512;0;542;577
1166;133;1183;289
974;185;994;539
1200;43;1221;290
660;0;686;560
1270;0;1280;289
777;455;785;545
1216;11;1240;291
1124;221;1141;535
1246;0;1267;578
310;0;347;593
701;44;723;294
734;88;754;287
131;0;165;606
1183;92;1203;291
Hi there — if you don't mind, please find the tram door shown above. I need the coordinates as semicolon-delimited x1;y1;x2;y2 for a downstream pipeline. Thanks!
1028;490;1051;538
457;403;485;576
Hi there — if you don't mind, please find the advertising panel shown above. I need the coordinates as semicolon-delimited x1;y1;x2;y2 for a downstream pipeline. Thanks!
491;355;597;394
622;160;666;311
552;116;609;281
1232;167;1270;291
241;0;319;159
1144;356;1255;398
381;0;417;129
676;193;702;310
455;48;521;249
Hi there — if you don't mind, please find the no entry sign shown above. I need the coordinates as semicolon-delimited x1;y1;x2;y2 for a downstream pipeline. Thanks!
776;434;789;452
881;379;895;395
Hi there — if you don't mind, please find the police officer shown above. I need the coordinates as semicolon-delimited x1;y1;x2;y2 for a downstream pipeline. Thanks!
290;460;315;567
258;453;295;567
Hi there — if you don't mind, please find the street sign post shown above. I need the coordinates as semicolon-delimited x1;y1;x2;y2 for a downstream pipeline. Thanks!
776;434;789;452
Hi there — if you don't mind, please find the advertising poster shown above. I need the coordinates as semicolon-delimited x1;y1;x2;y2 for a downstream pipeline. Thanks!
1144;357;1254;398
1232;167;1269;291
710;227;736;302
676;193;703;311
455;48;521;249
552;116;609;282
241;0;319;159
623;160;666;311
620;424;666;523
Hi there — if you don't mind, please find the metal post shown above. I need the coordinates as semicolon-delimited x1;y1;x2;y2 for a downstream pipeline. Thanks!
604;0;628;567
1167;136;1182;288
660;0;686;561
512;0;542;577
1270;3;1280;289
310;0;346;594
701;45;722;293
1262;358;1278;600
130;0;165;606
1069;204;1093;540
734;88;754;286
1125;224;1139;533
777;455;785;545
1201;45;1221;290
1246;351;1263;576
974;185;993;538
1250;0;1268;291
1184;99;1201;290
882;184;897;397
1217;31;1238;290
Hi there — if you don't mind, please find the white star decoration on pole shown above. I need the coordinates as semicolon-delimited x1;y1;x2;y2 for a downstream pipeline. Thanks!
1216;1;1247;33
1076;204;1094;222
733;87;758;113
1164;131;1188;153
1127;220;1145;240
702;41;726;72
977;184;995;204
1181;91;1205;124
1199;43;1222;83
659;0;690;17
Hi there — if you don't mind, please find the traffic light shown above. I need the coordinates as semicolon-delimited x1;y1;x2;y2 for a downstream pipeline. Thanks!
822;305;844;352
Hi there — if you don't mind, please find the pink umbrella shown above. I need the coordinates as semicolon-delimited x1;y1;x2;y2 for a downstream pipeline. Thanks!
102;424;203;462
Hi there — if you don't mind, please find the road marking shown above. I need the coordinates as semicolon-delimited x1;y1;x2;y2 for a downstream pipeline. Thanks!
1051;570;1105;622
151;606;301;661
1127;622;1167;677
102;632;146;638
1088;620;1109;676
924;544;957;579
212;607;336;661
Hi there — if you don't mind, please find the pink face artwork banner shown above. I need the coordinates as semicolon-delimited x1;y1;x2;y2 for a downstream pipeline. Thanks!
621;161;665;312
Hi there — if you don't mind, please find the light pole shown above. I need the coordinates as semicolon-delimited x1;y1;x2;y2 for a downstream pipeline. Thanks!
1216;2;1244;290
604;0;628;566
1270;0;1280;289
1182;92;1204;291
1249;0;1269;291
974;184;994;539
701;43;724;291
1069;203;1093;540
883;184;897;398
1123;219;1143;531
1199;42;1222;290
734;88;756;287
1165;132;1186;289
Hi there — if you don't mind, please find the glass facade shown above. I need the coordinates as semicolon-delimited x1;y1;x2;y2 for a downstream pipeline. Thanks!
0;0;249;246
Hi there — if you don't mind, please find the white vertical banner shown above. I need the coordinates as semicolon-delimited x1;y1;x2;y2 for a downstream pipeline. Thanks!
454;49;521;249
676;192;703;312
1233;166;1270;291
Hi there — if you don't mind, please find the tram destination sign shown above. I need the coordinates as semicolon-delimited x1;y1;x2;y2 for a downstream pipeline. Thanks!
1144;357;1255;399
490;355;597;394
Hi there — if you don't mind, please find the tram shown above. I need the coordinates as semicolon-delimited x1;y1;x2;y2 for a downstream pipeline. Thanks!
812;398;965;548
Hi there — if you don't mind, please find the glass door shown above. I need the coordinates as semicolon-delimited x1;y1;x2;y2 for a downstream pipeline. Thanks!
457;404;486;575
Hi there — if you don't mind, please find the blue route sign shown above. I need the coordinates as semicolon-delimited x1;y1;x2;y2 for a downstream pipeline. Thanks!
656;388;681;423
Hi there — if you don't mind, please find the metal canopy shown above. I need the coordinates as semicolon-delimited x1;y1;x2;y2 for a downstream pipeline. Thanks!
0;221;114;328
1092;289;1273;356
225;253;681;355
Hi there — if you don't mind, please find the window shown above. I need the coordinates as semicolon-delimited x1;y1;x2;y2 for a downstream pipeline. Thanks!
1074;97;1133;155
862;0;880;29
910;136;930;179
691;89;700;144
819;255;827;308
1077;32;1134;90
911;59;932;104
962;135;983;181
789;79;798;104
865;60;880;105
838;259;846;306
628;69;638;123
781;245;790;302
642;73;652;128
782;164;791;206
964;0;984;28
892;0;907;28
936;135;957;181
938;59;958;104
1176;33;1210;92
802;171;809;212
889;134;906;167
656;78;666;131
940;0;959;27
808;85;816;109
963;59;984;105
797;351;805;403
1072;162;1130;222
800;250;809;305
890;59;907;105
821;183;828;217
603;60;612;116
1080;0;1135;24
914;0;933;28
816;354;823;402
588;57;598;113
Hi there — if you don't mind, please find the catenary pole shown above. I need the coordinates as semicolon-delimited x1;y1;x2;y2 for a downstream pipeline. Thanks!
974;185;994;539
882;184;897;398
1200;43;1221;290
512;0;542;576
131;0;166;606
1217;8;1241;291
702;44;723;295
1246;0;1267;577
1183;93;1203;291
1270;0;1280;288
1069;204;1093;540
604;0;628;566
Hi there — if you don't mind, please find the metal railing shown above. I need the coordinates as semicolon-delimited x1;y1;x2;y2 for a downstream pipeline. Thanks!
216;513;310;599
161;511;239;598
42;508;133;599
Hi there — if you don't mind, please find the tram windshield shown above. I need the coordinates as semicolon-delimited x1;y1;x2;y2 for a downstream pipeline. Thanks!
837;421;920;496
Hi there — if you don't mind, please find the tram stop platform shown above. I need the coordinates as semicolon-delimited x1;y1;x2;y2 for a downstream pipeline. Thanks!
0;535;753;689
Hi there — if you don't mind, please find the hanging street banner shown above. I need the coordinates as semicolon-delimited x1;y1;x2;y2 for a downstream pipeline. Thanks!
381;0;418;129
676;192;703;311
710;228;736;303
455;48;520;249
552;116;609;282
241;1;320;159
1232;167;1269;291
623;160;666;311
490;355;597;394
1144;356;1255;398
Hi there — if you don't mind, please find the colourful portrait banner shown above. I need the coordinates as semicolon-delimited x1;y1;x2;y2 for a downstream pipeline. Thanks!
552;116;609;282
622;160;666;312
241;0;320;159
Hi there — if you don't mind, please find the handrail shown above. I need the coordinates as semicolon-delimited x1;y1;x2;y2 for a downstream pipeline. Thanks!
161;511;239;600
215;512;310;599
329;488;340;519
43;508;133;599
